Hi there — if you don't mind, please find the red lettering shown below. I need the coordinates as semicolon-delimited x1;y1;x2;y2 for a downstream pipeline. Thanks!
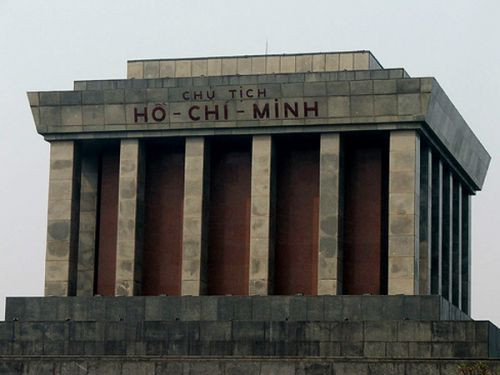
134;107;148;123
253;103;270;119
284;102;299;118
152;106;166;122
304;101;319;117
205;105;219;120
188;106;200;121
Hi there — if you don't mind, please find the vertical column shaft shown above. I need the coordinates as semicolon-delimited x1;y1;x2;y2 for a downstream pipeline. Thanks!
452;179;462;308
114;139;145;296
317;133;343;294
419;146;432;294
461;191;471;314
431;157;443;295
181;137;209;295
45;141;81;296
442;169;453;301
76;155;99;295
388;130;420;295
249;136;275;295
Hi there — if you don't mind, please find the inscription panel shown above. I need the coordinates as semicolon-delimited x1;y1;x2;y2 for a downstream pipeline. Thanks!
132;86;325;125
27;75;489;190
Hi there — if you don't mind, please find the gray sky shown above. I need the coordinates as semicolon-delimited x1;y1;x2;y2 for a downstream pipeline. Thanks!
0;0;498;324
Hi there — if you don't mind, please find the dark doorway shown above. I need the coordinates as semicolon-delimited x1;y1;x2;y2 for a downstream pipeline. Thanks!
142;139;185;296
274;135;320;295
343;133;388;295
207;137;252;295
94;143;120;296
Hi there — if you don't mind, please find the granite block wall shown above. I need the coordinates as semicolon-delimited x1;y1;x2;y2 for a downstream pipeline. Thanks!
5;296;470;323
0;357;499;375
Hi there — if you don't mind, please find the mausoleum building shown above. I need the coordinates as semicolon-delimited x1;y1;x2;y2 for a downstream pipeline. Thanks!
0;51;497;374
30;51;488;310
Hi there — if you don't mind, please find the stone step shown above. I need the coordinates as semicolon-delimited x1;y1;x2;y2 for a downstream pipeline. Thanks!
0;320;498;358
0;355;499;375
5;295;469;322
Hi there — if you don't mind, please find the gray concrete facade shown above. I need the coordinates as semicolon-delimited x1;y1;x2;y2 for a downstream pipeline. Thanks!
127;51;383;79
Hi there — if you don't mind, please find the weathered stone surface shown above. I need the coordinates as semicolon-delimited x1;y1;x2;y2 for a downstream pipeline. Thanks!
249;136;273;295
388;130;420;295
5;296;470;323
181;138;209;296
115;139;145;296
317;134;342;295
44;141;80;297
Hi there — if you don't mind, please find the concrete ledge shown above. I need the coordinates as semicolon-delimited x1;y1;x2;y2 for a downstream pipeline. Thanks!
0;319;498;358
0;356;499;375
74;69;409;92
5;296;469;322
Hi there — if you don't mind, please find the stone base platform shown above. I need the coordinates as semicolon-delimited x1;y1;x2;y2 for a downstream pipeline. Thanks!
1;296;498;374
4;295;470;322
0;356;500;375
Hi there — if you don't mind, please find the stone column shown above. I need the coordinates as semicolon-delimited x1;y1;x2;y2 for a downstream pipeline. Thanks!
181;137;210;295
461;191;471;314
452;180;462;308
114;139;145;296
76;155;99;296
317;133;343;295
45;141;81;296
442;169;453;301
249;135;275;295
388;130;420;295
418;145;432;294
431;157;443;295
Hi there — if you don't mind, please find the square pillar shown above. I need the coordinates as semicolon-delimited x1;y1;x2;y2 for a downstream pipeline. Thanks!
249;135;275;295
461;191;471;314
388;130;420;295
418;145;432;294
442;169;453;301
181;137;210;295
114;139;145;296
452;180;462;308
317;133;343;295
431;157;443;295
76;155;99;296
45;141;81;296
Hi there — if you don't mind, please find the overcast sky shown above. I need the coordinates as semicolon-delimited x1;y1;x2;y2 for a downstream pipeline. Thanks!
0;0;498;324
